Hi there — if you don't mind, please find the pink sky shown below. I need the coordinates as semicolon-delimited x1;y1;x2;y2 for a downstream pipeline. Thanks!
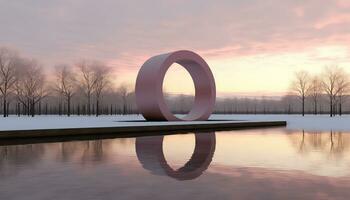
1;0;350;97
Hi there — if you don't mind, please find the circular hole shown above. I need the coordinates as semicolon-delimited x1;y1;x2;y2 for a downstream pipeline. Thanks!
162;134;196;170
162;63;195;115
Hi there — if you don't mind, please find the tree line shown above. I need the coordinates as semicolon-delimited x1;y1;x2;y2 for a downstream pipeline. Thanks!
0;47;137;117
291;66;350;117
1;46;350;117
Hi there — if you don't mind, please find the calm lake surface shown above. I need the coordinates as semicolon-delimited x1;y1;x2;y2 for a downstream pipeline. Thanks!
1;128;350;200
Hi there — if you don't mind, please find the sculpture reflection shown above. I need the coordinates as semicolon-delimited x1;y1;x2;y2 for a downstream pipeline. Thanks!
135;132;216;180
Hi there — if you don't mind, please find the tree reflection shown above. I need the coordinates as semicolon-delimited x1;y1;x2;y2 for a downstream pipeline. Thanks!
329;131;350;157
58;138;134;165
0;139;113;178
59;140;108;166
135;132;216;181
0;144;45;177
288;130;350;158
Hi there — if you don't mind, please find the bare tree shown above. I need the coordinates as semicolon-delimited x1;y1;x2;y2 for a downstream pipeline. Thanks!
93;63;111;116
322;66;342;117
307;76;323;115
335;71;350;116
15;59;47;117
53;65;77;116
0;47;19;117
76;60;98;116
291;71;310;116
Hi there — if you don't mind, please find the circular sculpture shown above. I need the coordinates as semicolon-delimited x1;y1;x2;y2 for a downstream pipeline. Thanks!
135;50;216;121
136;132;216;180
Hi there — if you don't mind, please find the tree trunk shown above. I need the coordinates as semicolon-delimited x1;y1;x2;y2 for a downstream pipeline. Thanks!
314;100;317;115
6;102;10;117
31;99;35;117
87;93;91;116
26;100;29;116
302;96;305;116
23;103;26;116
38;100;41;115
330;97;333;117
67;96;71;117
288;104;291;114
3;97;6;117
83;105;86;115
96;98;99;117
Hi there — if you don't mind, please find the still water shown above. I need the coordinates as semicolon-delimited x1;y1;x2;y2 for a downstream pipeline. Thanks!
1;128;350;200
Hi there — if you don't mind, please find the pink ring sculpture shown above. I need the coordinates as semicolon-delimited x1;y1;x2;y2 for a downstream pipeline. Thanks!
135;50;216;121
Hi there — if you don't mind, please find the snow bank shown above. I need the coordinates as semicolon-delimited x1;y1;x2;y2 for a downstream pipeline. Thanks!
0;114;348;132
211;114;350;132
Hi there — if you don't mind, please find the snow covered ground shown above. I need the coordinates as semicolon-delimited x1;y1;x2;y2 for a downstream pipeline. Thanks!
211;114;350;132
0;114;247;131
0;114;348;132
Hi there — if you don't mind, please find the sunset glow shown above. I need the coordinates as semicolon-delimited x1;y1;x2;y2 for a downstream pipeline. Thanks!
113;44;350;97
1;0;350;97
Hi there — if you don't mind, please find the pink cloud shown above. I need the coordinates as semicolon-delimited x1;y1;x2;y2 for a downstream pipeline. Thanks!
293;7;305;17
337;0;350;8
314;13;350;29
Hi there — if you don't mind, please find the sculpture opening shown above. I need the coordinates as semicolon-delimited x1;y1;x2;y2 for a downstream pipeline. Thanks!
135;50;216;121
163;63;195;115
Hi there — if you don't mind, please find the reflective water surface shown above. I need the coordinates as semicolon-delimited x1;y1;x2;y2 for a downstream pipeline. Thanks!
1;128;350;200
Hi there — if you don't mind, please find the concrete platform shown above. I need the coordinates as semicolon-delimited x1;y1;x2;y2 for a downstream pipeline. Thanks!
0;120;286;140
